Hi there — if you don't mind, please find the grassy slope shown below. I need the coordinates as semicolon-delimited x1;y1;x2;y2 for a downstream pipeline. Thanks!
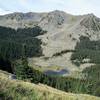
0;70;100;100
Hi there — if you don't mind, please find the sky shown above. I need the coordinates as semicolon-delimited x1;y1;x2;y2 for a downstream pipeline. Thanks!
0;0;100;17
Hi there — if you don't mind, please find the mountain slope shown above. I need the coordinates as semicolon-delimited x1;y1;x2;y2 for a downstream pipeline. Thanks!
0;70;100;100
0;10;100;73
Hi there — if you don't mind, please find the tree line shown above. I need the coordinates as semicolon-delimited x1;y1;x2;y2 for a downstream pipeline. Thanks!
0;26;47;60
13;57;100;97
71;36;100;66
0;26;46;73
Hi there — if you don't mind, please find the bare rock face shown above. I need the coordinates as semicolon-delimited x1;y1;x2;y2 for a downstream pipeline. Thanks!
0;12;43;28
0;10;100;72
80;14;100;31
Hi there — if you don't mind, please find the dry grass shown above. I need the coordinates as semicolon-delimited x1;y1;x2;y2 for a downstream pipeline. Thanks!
0;70;100;100
30;64;63;72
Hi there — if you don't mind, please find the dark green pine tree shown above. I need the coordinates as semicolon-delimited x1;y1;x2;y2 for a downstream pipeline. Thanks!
15;43;33;81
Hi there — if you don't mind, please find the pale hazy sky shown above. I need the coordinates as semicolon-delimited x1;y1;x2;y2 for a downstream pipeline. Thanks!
0;0;100;17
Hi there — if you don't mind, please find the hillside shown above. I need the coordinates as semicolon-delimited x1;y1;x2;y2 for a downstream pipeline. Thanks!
0;10;99;72
0;11;100;99
0;70;100;100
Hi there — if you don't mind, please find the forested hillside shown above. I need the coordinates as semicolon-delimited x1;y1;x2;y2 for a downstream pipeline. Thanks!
71;36;100;66
0;26;46;73
0;11;100;99
10;57;99;97
0;26;99;97
0;26;46;59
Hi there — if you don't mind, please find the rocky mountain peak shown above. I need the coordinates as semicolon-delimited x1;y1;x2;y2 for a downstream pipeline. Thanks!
2;12;24;20
80;13;100;31
87;13;95;17
49;10;67;15
0;11;100;32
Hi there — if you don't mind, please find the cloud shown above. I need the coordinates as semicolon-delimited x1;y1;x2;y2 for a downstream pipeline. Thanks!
19;0;28;5
17;0;33;11
0;0;100;17
43;0;65;4
0;8;12;15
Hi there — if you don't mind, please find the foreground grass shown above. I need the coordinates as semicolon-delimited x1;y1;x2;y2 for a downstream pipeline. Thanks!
0;70;100;100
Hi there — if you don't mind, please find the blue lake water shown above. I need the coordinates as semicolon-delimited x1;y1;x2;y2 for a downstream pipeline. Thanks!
44;69;69;76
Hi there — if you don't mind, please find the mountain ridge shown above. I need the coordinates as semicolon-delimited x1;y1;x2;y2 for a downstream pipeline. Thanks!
0;10;100;72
